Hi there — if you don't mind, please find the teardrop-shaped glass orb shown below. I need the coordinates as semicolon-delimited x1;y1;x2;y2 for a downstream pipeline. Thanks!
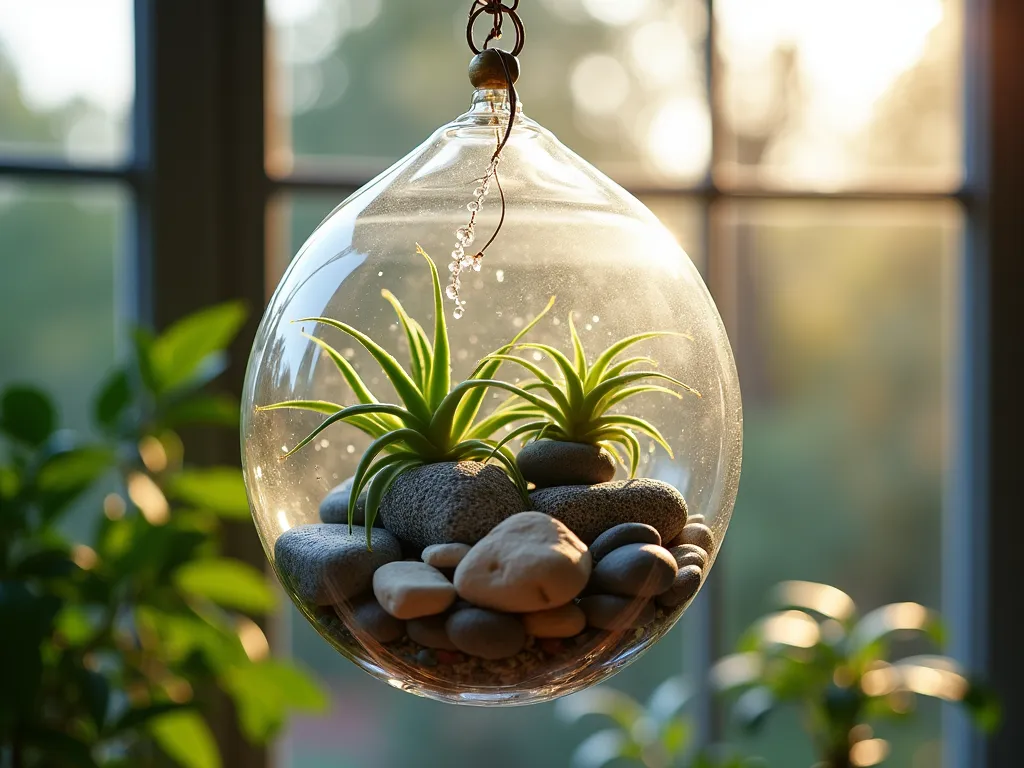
242;83;742;705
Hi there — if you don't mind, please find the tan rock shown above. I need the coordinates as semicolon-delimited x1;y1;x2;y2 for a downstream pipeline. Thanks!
522;603;587;638
372;561;456;619
421;542;472;569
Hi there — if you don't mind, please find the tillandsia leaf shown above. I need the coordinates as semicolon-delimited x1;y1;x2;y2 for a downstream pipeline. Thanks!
586;332;684;391
452;295;556;440
279;404;428;459
481;355;573;413
293;316;431;424
257;398;394;439
432;379;569;445
600;440;630;473
485;420;551;462
348;451;421;531
466;404;545;441
301;333;380;407
584;414;675;458
416;246;453;412
380;289;432;394
362;458;422;545
515;343;585;410
597;427;642;477
601;385;683;412
451;439;530;501
583;371;700;421
349;429;438;524
568;312;588;379
605;356;657;379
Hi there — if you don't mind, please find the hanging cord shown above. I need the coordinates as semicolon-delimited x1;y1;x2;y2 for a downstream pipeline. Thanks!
446;1;524;319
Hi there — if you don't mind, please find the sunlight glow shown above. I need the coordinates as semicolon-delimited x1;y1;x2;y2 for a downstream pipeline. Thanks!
571;54;631;115
237;617;271;662
775;581;856;621
850;738;891;767
645;97;710;182
127;472;170;525
582;0;650;26
760;610;820;648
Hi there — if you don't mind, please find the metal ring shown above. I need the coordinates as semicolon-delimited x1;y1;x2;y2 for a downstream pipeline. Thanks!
467;1;525;57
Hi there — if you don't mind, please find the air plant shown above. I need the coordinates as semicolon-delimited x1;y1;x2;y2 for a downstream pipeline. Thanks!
713;581;1000;768
482;315;701;476
256;247;555;545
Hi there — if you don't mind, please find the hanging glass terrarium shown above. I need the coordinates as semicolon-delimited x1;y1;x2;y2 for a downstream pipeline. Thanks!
242;0;741;706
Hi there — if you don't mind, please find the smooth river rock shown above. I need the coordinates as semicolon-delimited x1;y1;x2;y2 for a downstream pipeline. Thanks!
516;439;616;488
669;543;708;571
372;561;457;620
407;614;458;651
421;542;472;570
319;476;372;525
589;522;662;562
379;461;526;549
677;523;715;555
351;595;405;644
274;524;401;605
579;594;656;631
446;607;526;660
454;512;591;613
530;479;688;545
522;603;587;638
656;564;703;608
590;543;678;598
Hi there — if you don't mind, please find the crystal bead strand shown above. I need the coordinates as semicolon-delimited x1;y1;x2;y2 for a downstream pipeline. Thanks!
447;154;501;319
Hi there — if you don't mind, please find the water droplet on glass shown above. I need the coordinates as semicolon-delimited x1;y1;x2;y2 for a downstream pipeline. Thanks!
496;269;504;283
346;444;356;454
378;271;384;277
453;306;465;320
585;324;593;331
592;315;600;322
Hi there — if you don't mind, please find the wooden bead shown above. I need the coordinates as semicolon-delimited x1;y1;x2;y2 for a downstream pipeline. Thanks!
468;49;520;89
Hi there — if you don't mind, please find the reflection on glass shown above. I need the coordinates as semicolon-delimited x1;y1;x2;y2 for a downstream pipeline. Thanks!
0;0;134;163
0;181;127;430
266;0;709;185
714;0;963;190
715;201;958;766
270;193;704;767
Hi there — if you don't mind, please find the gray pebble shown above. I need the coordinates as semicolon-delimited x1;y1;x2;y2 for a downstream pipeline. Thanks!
407;615;458;650
379;461;526;549
531;479;688;545
579;595;655;631
669;543;708;570
274;524;401;605
656;565;703;608
590;543;678;597
415;648;437;667
319;476;373;525
446;607;526;660
516;440;616;488
590;523;662;562
351;596;405;643
678;523;715;555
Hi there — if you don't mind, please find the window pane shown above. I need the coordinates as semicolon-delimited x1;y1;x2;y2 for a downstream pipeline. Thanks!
269;192;705;768
0;0;134;163
267;0;709;186
715;201;958;765
714;0;964;191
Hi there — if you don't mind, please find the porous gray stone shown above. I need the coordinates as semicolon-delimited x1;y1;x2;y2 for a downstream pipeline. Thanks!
319;476;373;525
656;564;703;608
522;603;587;638
454;512;591;613
530;479;688;545
590;543;678;598
379;461;526;549
421;542;472;570
590;523;662;562
446;607;526;660
678;523;715;555
274;524;401;606
579;594;655;631
372;561;457;620
516;440;616;488
669;543;707;571
351;596;405;643
407;615;458;650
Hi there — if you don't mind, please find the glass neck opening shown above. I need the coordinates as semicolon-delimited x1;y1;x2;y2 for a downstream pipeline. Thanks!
468;88;524;116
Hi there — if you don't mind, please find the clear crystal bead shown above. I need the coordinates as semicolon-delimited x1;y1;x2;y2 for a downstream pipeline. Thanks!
467;201;480;212
445;284;458;300
452;306;464;320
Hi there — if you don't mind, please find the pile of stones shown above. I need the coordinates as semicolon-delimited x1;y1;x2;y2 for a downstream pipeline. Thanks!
274;442;717;675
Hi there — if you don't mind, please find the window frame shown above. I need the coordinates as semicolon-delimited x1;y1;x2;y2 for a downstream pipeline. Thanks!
0;0;1017;764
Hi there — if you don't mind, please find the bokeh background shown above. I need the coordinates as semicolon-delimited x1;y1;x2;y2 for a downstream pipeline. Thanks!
1;0;966;765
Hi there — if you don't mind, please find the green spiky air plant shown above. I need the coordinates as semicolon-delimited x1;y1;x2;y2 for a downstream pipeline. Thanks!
257;247;555;546
482;315;701;476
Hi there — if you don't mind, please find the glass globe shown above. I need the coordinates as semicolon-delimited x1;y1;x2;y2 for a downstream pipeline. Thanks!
242;76;742;705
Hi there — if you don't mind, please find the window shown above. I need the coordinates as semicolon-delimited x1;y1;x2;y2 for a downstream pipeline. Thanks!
2;0;1017;765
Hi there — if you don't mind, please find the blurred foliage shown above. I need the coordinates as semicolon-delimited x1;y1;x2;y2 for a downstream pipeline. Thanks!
0;303;326;768
556;677;763;768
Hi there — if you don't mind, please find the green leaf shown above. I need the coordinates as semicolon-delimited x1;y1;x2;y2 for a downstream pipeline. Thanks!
174;559;276;614
294;316;431;423
150;710;221;768
278;403;429;459
381;288;431;394
515;343;585;410
434;379;569;442
568;312;588;378
95;368;132;428
150;301;247;393
582;371;699;421
54;606;95;646
362;458;421;541
586;332;682;391
301;331;393;423
222;660;328;744
600;384;683;412
37;446;114;495
962;680;1002;731
1;385;55;445
110;702;190;734
134;607;247;670
0;583;61;717
417;246;452;410
480;355;572;413
161;394;240;428
585;415;674;458
166;468;250;519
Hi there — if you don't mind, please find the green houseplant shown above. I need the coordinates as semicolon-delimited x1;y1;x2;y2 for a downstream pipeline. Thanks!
0;303;325;768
